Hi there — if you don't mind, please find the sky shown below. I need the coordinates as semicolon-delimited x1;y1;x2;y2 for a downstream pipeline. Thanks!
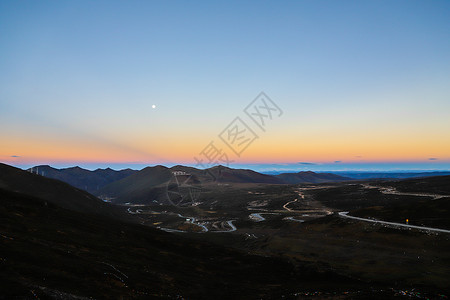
1;0;450;171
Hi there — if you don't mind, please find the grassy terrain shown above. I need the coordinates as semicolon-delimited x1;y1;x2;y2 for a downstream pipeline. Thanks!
377;176;450;195
352;197;450;229
1;187;369;299
260;216;450;290
2;164;450;299
306;183;427;211
183;182;450;297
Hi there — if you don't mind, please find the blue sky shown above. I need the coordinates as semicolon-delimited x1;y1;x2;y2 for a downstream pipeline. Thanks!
1;0;449;171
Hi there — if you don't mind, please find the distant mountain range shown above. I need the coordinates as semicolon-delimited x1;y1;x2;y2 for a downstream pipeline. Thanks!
28;165;350;186
22;164;351;205
27;165;137;193
29;166;449;192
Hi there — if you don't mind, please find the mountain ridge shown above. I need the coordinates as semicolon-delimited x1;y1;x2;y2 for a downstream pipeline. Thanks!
23;164;353;204
27;164;137;193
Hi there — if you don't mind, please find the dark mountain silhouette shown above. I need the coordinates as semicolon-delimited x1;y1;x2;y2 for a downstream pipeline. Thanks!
206;165;284;184
0;163;129;220
275;171;352;184
27;165;137;193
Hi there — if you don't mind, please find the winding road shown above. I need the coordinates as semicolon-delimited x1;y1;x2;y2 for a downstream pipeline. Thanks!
249;213;265;222
282;198;298;211
338;212;450;234
284;216;305;223
159;215;237;234
176;214;209;232
211;220;237;233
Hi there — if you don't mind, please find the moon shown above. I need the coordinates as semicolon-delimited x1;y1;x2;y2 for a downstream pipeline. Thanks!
152;104;156;109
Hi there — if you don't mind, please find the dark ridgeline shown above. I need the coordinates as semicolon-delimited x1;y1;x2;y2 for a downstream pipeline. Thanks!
26;164;352;205
26;165;137;193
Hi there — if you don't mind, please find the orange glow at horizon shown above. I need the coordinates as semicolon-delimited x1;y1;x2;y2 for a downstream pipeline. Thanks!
2;128;449;166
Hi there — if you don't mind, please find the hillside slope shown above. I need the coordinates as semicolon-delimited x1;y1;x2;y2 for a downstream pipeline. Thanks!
94;165;173;204
0;163;128;220
95;165;284;204
377;175;450;195
0;187;359;299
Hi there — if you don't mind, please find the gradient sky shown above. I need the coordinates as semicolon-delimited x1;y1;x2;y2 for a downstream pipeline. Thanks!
1;0;450;171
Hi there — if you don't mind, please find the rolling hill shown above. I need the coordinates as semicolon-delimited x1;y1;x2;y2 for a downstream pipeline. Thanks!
0;163;129;220
377;175;450;195
94;165;173;204
206;165;284;183
275;171;352;184
95;165;285;204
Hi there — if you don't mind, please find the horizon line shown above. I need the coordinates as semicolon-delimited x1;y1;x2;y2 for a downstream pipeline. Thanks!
7;161;450;174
